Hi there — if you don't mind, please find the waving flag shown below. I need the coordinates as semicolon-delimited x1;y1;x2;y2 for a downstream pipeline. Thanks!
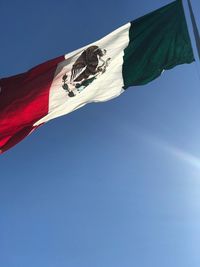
0;0;194;153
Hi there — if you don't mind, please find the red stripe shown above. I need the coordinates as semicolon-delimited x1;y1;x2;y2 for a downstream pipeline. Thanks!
0;55;64;153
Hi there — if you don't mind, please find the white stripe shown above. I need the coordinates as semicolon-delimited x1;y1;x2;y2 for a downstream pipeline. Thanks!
34;23;130;126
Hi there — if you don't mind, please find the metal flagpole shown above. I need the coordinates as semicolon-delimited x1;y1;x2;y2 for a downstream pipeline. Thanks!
187;0;200;60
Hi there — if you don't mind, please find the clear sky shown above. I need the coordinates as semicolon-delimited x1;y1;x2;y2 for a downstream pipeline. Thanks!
0;0;200;266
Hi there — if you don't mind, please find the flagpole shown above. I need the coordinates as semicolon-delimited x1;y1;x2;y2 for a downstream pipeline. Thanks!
187;0;200;61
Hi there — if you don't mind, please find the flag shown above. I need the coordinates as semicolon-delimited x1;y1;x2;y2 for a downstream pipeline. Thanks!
0;0;194;153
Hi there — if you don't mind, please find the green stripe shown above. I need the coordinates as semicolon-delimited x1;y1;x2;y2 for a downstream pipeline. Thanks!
122;0;194;89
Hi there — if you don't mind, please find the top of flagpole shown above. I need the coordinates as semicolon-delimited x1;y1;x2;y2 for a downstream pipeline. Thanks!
187;0;200;61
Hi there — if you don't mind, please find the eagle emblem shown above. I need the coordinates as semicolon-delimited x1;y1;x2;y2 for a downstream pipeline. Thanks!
62;45;111;97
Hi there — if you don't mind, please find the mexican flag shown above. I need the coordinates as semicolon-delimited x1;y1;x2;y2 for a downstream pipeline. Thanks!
0;0;194;153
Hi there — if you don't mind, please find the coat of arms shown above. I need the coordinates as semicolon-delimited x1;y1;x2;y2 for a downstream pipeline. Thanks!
62;45;111;97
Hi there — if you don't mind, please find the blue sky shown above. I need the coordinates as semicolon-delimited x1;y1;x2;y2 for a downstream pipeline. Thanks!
1;0;200;266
